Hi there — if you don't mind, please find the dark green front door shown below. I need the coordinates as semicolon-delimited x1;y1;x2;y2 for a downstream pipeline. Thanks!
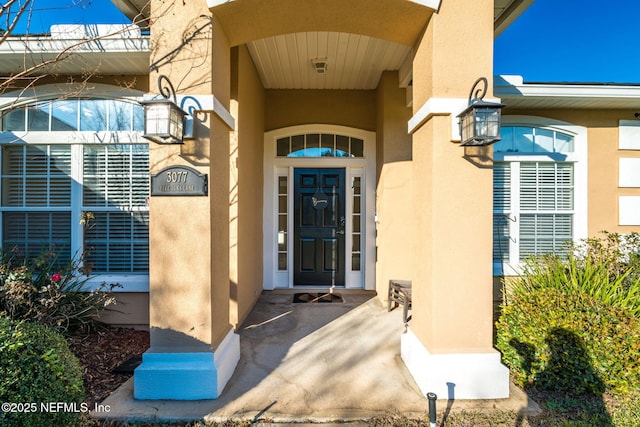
293;168;346;286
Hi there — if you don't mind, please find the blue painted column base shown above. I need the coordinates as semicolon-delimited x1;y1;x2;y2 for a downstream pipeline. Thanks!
134;329;240;400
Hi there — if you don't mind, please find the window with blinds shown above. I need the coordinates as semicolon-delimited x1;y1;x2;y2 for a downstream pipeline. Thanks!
1;145;73;262
0;143;149;273
519;162;573;257
82;145;149;272
0;98;148;279
493;125;576;274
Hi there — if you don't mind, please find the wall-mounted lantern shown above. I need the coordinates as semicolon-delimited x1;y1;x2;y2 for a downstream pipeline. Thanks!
141;75;187;144
457;77;505;146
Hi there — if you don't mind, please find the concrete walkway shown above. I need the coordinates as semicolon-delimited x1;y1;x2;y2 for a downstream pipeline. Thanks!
98;291;538;424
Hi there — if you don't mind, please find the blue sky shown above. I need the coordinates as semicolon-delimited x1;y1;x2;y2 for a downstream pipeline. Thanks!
6;0;640;84
6;0;128;34
495;0;640;83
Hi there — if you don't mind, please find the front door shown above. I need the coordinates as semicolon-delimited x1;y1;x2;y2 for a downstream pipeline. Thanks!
293;168;346;286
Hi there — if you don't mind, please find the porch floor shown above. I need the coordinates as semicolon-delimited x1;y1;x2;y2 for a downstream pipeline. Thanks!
97;291;537;424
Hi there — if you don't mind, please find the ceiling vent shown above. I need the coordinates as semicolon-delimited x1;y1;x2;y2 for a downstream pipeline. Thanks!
311;58;328;74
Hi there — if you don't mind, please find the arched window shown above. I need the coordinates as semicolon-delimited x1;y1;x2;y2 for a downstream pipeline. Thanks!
1;99;144;132
493;121;587;276
0;98;148;288
276;133;364;158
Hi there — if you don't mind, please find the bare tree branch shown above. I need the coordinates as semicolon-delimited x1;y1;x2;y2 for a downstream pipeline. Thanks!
0;0;34;45
1;0;151;97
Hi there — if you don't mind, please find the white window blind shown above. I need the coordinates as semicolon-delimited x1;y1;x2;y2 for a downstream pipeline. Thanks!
84;211;149;272
492;163;511;263
0;143;149;274
82;144;149;273
1;145;73;261
2;145;72;207
519;162;573;257
2;212;72;262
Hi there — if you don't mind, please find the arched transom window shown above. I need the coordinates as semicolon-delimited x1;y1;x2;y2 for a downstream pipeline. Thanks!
276;133;364;158
1;98;144;132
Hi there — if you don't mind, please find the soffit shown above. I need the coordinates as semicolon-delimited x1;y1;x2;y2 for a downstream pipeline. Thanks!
496;75;640;110
0;38;150;76
109;0;150;21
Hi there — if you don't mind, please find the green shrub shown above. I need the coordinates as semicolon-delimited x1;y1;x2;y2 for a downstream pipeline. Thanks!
497;288;640;395
507;232;640;317
497;232;640;396
0;317;85;427
0;249;119;332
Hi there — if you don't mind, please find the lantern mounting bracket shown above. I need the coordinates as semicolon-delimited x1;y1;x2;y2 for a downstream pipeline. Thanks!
467;77;489;107
157;74;178;105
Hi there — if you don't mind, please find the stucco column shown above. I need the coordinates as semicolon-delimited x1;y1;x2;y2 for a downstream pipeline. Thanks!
134;2;239;400
375;71;414;298
400;0;509;399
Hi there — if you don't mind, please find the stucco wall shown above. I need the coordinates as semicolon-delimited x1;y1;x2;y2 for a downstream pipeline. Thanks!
230;45;265;328
374;71;414;298
409;0;496;354
265;90;376;132
97;293;149;329
147;0;233;350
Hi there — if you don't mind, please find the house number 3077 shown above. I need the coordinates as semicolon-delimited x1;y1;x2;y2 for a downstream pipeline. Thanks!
166;171;188;183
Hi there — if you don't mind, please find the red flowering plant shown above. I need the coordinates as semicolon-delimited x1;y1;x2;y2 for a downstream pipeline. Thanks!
0;247;120;333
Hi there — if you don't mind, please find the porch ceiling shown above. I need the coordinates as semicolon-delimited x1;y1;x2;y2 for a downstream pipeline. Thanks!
246;32;412;90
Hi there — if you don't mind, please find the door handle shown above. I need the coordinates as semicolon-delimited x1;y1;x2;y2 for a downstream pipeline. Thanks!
336;230;345;235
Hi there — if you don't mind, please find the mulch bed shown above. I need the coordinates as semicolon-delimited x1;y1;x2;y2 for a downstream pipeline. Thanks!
68;326;150;408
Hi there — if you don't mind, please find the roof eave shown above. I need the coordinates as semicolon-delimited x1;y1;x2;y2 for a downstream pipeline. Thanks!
495;75;640;110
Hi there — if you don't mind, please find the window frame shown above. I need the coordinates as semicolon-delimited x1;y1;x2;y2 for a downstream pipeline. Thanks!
494;116;588;276
0;92;148;292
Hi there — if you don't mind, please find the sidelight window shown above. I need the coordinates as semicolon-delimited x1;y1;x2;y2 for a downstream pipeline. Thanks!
277;175;288;271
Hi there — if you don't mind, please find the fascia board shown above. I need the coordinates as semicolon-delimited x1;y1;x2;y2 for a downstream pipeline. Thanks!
0;37;149;54
495;75;640;102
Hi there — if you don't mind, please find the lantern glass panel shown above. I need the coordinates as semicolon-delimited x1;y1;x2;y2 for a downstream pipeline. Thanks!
145;103;171;137
460;110;475;144
168;106;184;140
474;107;501;140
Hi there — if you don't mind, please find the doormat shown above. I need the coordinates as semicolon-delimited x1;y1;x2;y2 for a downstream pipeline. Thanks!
293;292;343;303
112;356;142;374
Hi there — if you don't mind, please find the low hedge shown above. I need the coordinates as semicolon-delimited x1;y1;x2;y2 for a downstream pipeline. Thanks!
496;288;640;395
0;317;85;427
